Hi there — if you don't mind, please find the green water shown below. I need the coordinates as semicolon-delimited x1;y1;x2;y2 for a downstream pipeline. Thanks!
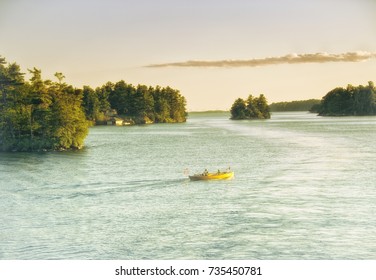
1;112;376;259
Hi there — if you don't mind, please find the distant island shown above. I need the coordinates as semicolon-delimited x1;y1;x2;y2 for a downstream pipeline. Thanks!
0;55;187;152
230;94;271;120
269;99;321;112
189;110;228;114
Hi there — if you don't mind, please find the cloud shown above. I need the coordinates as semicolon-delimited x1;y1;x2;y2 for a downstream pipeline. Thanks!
146;51;376;68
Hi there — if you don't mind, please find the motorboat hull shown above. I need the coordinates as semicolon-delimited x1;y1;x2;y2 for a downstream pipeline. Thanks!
189;171;234;181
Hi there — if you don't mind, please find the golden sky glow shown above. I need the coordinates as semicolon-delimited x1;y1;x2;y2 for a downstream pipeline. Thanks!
1;0;376;111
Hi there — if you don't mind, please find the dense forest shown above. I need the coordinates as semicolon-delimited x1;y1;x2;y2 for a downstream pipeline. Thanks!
230;94;270;120
317;82;376;116
83;81;187;125
0;57;88;152
0;56;187;152
269;99;321;112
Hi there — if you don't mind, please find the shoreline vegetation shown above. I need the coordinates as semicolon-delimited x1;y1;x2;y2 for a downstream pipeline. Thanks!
2;55;375;152
0;56;187;152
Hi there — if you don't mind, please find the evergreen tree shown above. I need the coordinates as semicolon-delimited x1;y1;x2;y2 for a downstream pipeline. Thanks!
82;86;99;121
0;57;27;150
95;84;111;114
256;94;271;119
230;98;247;119
49;83;88;150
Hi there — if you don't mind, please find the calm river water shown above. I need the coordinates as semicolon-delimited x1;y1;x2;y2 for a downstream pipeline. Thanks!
1;112;376;259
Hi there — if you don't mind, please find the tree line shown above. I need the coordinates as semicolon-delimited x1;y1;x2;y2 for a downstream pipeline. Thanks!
230;94;270;120
269;99;321;112
0;55;187;152
83;81;187;125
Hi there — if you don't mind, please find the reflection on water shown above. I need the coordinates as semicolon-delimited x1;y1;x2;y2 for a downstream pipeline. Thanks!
1;112;376;259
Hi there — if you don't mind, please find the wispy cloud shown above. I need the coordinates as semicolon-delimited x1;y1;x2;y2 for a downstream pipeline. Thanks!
146;51;376;68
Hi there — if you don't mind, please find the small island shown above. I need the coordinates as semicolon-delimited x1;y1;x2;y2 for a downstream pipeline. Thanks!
230;94;271;120
0;55;187;152
317;82;376;116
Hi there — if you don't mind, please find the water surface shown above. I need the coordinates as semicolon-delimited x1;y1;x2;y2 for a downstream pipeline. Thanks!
1;112;376;259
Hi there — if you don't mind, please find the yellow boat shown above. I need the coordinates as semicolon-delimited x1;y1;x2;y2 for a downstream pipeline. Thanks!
189;170;234;181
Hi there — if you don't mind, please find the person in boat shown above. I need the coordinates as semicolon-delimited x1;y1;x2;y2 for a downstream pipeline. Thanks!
203;169;209;176
217;169;221;174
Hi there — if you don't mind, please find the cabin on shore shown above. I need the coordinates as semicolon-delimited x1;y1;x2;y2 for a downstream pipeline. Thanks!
107;117;124;126
106;116;135;126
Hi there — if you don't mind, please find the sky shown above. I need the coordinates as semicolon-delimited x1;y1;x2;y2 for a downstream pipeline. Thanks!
1;0;376;111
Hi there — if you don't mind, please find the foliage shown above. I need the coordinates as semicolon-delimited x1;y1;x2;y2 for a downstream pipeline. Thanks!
84;81;187;124
318;82;376;116
269;99;321;112
1;55;187;151
0;56;88;151
230;94;270;120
